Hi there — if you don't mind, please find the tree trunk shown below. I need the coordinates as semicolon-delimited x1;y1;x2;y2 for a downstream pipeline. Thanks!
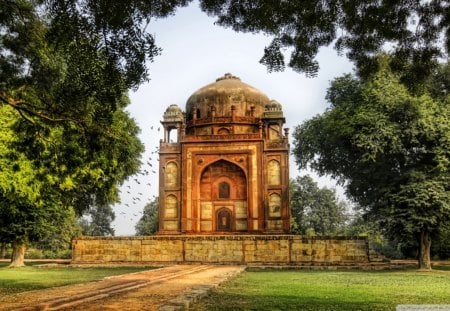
418;230;432;270
9;242;26;268
0;243;6;259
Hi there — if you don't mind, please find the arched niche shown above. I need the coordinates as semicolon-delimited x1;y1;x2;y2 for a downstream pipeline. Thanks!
216;207;232;231
267;160;281;186
217;127;230;135
165;162;178;188
218;181;230;199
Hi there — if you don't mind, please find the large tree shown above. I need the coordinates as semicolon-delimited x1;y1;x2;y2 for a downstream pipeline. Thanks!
0;105;77;266
0;99;143;266
200;0;448;85
1;1;155;266
1;0;190;122
293;60;450;269
290;176;348;235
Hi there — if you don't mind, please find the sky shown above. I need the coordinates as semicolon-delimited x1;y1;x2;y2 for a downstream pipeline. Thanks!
112;2;354;235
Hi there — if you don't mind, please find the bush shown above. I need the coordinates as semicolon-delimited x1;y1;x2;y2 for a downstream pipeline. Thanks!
25;248;72;259
369;240;405;259
25;248;45;259
42;249;72;259
57;249;72;259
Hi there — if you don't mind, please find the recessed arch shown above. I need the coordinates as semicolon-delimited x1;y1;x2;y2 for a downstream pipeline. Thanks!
200;159;247;201
165;162;178;187
217;127;230;135
218;181;230;199
267;159;281;186
216;207;232;231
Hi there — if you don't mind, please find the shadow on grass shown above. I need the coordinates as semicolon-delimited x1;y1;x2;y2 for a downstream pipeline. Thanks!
196;292;390;311
0;261;70;268
434;265;450;271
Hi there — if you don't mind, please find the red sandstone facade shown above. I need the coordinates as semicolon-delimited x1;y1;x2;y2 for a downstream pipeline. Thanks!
158;73;290;234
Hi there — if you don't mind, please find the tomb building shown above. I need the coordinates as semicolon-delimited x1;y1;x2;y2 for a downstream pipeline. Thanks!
158;73;290;234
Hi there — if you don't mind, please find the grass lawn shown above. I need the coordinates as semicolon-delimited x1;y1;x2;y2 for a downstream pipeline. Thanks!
193;267;450;311
0;262;154;295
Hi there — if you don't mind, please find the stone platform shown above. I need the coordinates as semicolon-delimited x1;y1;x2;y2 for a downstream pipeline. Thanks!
72;235;373;265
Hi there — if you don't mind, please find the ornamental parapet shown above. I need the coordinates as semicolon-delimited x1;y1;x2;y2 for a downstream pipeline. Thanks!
264;141;289;150
186;116;258;127
159;143;181;152
183;133;261;141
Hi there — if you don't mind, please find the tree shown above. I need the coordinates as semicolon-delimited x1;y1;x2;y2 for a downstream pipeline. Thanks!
0;99;143;266
1;0;186;266
200;0;448;85
431;220;450;260
293;60;450;269
79;204;116;236
1;0;190;123
135;197;159;235
290;176;348;235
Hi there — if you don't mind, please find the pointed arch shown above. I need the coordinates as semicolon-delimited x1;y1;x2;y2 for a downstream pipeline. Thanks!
200;159;247;200
267;159;281;185
216;207;232;231
217;127;230;135
218;181;230;198
165;162;178;187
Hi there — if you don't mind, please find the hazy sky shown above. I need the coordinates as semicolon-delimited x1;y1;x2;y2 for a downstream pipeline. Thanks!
112;2;353;235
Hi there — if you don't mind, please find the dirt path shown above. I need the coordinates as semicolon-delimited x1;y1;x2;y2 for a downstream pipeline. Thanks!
1;265;244;311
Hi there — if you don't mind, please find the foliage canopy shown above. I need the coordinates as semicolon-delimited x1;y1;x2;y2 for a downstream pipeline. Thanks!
293;60;450;268
201;0;448;84
135;197;159;235
290;176;348;235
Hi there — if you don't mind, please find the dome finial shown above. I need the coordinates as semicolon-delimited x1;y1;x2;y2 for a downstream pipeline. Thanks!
216;73;240;82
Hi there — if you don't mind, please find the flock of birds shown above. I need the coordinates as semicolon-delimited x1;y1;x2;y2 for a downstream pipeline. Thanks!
112;126;162;231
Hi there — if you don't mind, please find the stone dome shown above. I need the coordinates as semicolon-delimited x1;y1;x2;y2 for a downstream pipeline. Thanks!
163;104;183;122
185;73;271;120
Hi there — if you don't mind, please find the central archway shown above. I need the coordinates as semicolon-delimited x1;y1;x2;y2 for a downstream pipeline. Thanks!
199;159;248;232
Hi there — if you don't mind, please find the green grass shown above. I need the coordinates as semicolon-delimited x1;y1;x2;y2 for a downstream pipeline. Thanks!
193;267;450;311
0;262;155;295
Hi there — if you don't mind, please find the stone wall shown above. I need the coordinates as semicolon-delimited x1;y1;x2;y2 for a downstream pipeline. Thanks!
72;235;369;265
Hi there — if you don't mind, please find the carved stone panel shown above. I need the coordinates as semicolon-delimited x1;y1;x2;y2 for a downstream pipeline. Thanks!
163;220;178;231
236;220;248;231
235;201;247;219
201;202;213;219
165;194;178;218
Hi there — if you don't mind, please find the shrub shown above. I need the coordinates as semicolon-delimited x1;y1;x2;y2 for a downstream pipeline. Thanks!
25;248;45;259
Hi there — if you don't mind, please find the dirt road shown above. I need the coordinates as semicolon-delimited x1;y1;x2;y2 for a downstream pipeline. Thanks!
1;265;244;311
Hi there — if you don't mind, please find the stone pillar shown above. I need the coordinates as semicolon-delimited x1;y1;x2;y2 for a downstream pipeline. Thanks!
284;128;289;143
